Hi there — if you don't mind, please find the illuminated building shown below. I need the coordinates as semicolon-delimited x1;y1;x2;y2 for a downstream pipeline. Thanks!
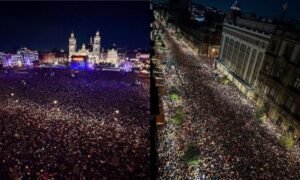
217;0;300;140
69;31;100;64
68;31;121;66
256;28;300;139
17;47;39;66
0;48;38;67
10;54;24;67
40;52;56;64
0;52;10;67
154;2;223;58
216;0;276;97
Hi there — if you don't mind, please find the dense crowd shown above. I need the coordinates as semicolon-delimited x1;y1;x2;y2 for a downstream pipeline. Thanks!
0;68;150;179
157;28;300;179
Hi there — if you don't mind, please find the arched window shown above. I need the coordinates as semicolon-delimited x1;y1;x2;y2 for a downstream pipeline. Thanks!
250;52;263;86
245;49;257;83
241;47;251;79
226;39;234;67
231;41;240;71
237;44;246;76
221;37;229;61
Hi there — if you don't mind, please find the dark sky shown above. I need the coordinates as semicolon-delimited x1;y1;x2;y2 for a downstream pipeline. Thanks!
156;0;300;19
193;0;300;19
0;1;150;52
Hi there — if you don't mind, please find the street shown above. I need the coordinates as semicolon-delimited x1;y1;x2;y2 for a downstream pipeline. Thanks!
157;28;300;179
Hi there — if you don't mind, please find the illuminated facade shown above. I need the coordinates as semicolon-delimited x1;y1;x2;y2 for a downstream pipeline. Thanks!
216;0;300;141
17;48;39;66
216;1;276;97
0;48;38;67
68;31;121;66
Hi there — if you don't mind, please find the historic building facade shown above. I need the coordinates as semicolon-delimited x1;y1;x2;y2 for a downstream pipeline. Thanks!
68;31;101;63
217;0;300;141
256;29;300;139
68;31;120;66
216;1;276;97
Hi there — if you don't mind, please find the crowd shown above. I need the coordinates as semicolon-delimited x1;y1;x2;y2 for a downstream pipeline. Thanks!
157;27;300;179
0;68;150;179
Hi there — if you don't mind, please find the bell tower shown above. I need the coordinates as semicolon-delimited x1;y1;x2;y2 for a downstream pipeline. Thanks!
93;30;101;55
69;32;77;61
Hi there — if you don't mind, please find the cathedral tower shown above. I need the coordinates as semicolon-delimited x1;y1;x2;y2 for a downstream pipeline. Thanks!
93;31;101;55
69;32;77;61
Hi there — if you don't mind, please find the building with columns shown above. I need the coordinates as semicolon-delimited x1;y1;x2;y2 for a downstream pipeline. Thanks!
216;0;276;97
216;0;300;142
68;31;121;66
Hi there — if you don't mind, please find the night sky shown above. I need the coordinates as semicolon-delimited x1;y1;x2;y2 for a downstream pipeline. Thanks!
156;0;300;19
193;0;300;19
0;2;150;52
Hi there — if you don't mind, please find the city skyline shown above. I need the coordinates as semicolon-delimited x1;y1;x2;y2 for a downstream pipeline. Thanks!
0;1;150;52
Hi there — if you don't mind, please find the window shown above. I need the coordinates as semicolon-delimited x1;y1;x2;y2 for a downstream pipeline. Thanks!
264;85;270;94
245;49;257;83
259;79;264;88
285;96;294;110
237;44;246;76
294;75;300;89
221;37;229;61
275;67;284;79
225;39;234;67
268;39;278;53
231;41;240;71
264;62;270;72
283;43;294;60
250;52;264;86
240;47;251;78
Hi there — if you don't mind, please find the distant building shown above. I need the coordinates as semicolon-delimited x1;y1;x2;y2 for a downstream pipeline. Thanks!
0;52;9;66
40;52;56;64
17;47;39;66
0;48;38;67
68;31;121;66
256;28;300;139
69;31;101;64
10;54;24;67
156;1;224;58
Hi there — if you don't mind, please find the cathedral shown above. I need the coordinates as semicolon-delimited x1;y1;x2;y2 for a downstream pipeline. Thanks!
68;31;120;66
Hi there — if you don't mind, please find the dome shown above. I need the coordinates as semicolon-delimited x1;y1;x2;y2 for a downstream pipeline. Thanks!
96;31;100;36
